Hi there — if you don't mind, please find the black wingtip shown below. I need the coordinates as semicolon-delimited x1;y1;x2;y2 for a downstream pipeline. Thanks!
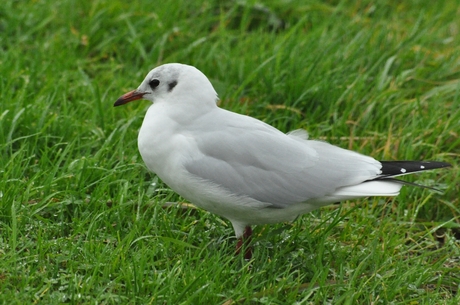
379;161;451;177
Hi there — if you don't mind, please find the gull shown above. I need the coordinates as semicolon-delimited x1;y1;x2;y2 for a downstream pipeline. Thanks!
114;63;451;259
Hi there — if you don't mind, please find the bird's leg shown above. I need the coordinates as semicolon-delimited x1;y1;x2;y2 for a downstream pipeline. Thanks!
236;226;253;260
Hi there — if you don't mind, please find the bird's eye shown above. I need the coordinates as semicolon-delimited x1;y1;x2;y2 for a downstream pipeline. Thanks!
149;79;160;89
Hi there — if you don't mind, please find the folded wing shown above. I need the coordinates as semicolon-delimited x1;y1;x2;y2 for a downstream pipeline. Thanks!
184;111;382;208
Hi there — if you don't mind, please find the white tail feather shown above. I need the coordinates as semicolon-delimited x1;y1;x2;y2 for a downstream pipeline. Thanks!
332;180;402;197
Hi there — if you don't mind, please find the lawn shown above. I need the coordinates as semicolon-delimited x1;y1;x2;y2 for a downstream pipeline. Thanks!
1;0;459;304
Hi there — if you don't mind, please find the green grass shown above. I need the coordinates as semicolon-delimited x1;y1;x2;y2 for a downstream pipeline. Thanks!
1;0;459;303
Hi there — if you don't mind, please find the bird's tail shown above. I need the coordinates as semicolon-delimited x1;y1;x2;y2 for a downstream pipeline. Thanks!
328;161;451;200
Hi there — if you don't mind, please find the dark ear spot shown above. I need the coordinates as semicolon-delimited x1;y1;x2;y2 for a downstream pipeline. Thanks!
168;80;178;92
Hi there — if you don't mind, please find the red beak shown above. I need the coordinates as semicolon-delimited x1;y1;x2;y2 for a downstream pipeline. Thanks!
114;90;146;107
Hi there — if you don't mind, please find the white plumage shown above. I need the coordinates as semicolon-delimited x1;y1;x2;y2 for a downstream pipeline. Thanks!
114;63;450;255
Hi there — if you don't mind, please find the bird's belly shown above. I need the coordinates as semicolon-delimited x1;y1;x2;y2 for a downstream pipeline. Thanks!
158;169;327;226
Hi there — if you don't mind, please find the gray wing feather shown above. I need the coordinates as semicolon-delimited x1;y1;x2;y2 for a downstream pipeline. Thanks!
184;111;380;207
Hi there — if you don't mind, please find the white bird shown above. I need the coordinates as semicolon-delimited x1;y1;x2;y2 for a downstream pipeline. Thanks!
114;63;451;259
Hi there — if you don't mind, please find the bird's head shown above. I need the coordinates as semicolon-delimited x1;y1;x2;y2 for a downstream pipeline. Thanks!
114;63;218;107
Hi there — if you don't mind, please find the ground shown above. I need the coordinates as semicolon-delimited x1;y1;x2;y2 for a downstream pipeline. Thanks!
1;0;459;303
